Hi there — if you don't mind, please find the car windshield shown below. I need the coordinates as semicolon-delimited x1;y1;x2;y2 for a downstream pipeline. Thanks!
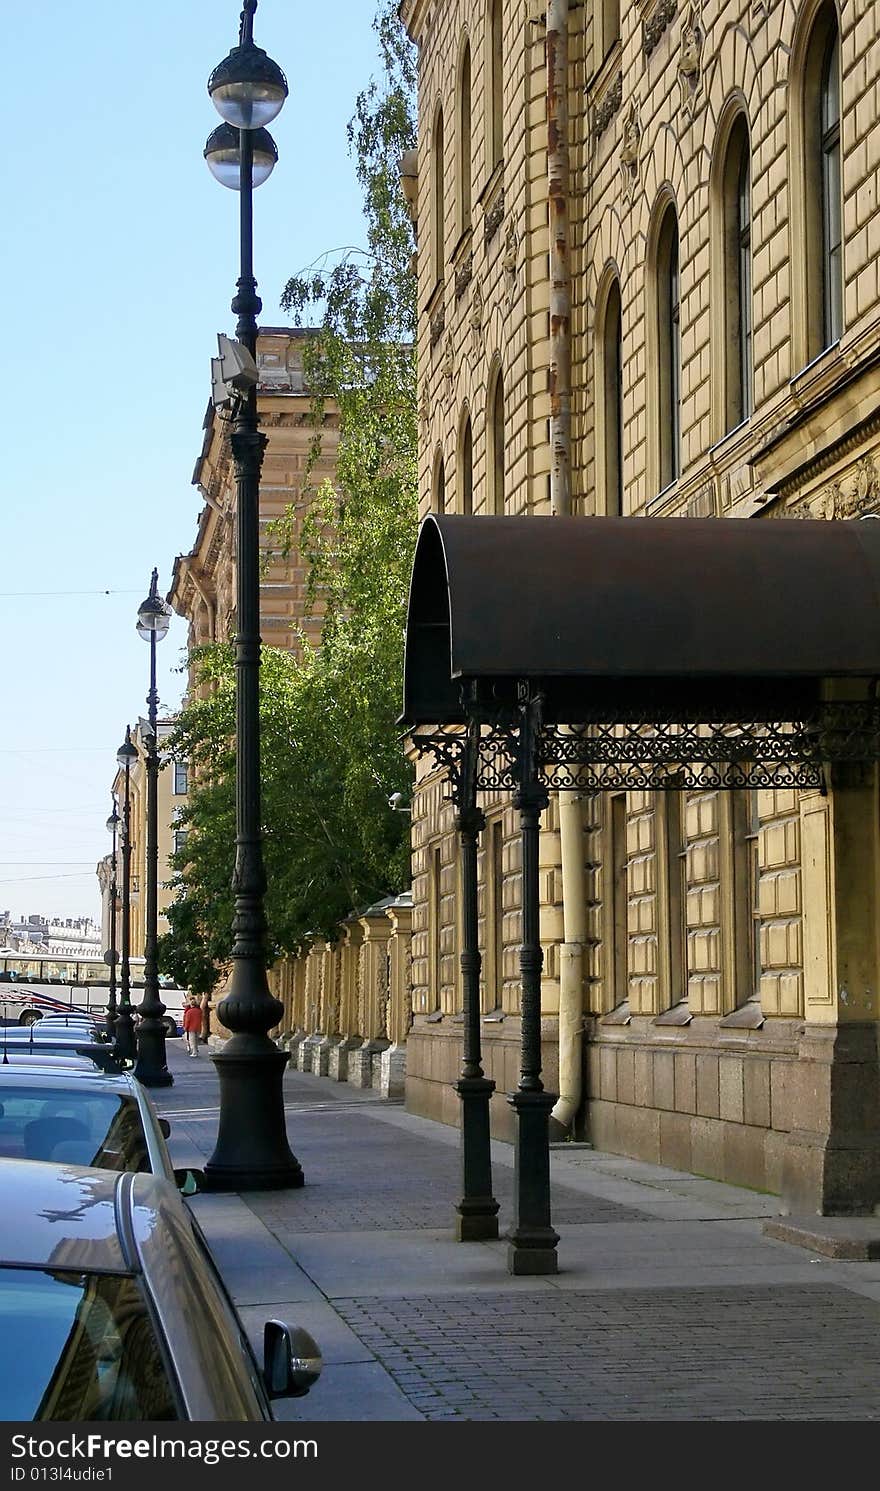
0;1267;177;1420
0;1089;150;1170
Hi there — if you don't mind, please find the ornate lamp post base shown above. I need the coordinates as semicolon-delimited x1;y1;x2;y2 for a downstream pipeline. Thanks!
506;1089;559;1275
134;1021;173;1087
454;1075;500;1240
204;1036;304;1191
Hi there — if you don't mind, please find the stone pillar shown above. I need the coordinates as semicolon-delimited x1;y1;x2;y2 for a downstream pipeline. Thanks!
348;905;392;1088
313;941;342;1076
298;943;325;1072
329;920;364;1081
284;956;308;1066
380;897;412;1099
783;767;880;1214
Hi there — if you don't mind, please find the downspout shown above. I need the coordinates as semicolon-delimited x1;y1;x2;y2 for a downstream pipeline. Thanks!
547;0;586;1137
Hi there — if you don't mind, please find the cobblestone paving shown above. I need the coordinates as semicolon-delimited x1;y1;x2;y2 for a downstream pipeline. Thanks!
244;1119;651;1233
334;1286;880;1420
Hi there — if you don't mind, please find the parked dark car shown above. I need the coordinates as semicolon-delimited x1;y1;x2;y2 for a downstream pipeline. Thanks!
0;1030;124;1073
0;1160;321;1420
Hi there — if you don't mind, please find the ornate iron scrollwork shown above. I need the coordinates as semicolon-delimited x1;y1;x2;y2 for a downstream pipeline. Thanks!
406;700;880;795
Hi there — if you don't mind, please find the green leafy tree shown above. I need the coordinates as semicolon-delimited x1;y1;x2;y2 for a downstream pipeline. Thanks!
159;1;417;990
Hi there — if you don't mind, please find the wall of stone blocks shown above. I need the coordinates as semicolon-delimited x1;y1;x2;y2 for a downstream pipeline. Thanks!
399;0;880;1195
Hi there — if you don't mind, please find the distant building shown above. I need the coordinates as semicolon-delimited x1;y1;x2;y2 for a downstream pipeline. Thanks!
168;328;341;691
0;911;101;957
98;719;186;966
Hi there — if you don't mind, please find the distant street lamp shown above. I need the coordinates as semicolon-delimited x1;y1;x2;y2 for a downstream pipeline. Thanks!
115;728;138;1062
201;0;302;1189
104;799;121;1039
133;569;173;1088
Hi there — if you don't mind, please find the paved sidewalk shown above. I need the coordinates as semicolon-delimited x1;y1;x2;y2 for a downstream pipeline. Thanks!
158;1040;880;1422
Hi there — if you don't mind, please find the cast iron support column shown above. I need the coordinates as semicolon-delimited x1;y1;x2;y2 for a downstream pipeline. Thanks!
116;739;136;1063
508;688;559;1275
204;97;302;1190
454;714;500;1241
134;577;173;1088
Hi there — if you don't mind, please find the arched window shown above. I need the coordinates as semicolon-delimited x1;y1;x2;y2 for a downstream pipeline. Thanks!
433;107;445;286
459;412;473;515
433;451;446;514
596;277;623;515
655;204;681;489
795;2;842;362
459;42;472;234
489;371;505;515
488;0;503;173
722;115;752;429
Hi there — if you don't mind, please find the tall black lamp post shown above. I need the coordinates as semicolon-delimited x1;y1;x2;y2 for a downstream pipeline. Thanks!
133;569;173;1088
104;798;121;1039
201;0;302;1189
115;728;138;1063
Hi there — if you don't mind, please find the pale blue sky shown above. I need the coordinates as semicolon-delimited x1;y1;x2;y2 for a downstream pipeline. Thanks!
1;0;383;924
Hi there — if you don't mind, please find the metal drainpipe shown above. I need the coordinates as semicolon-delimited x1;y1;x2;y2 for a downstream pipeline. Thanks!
546;0;585;1137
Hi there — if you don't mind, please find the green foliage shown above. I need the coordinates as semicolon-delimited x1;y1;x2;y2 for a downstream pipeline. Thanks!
158;2;418;993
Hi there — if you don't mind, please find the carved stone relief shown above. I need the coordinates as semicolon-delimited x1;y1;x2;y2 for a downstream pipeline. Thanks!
643;0;677;59
502;220;521;311
469;281;484;356
619;101;642;203
677;4;703;118
784;456;880;521
592;71;622;141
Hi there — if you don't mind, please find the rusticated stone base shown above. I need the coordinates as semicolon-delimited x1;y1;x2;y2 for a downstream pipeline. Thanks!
379;1042;407;1099
313;1034;342;1077
780;1023;880;1216
297;1033;324;1073
328;1036;362;1082
348;1039;390;1089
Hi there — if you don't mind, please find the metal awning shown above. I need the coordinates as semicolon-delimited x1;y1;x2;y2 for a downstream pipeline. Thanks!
403;514;880;727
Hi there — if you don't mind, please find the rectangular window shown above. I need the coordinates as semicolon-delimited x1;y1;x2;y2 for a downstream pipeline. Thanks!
173;760;188;795
485;818;504;1009
610;792;628;1009
429;844;442;1012
663;792;687;1008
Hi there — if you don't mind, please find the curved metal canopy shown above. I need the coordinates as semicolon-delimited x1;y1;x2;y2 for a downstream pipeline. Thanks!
402;514;880;726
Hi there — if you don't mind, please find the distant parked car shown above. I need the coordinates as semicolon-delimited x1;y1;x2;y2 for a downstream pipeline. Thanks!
0;1051;117;1074
0;1066;177;1178
0;1031;124;1073
0;1161;322;1420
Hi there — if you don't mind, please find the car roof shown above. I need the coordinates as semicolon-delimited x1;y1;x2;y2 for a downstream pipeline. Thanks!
0;1066;132;1096
0;1162;184;1274
0;1053;104;1071
0;1159;128;1271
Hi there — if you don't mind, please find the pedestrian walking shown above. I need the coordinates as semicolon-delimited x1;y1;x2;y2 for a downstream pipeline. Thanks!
182;995;202;1058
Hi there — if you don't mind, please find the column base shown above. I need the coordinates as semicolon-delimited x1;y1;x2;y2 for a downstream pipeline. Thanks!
507;1088;559;1276
379;1041;407;1098
781;1023;880;1215
328;1036;362;1081
348;1039;389;1089
455;1075;499;1241
507;1240;559;1275
204;1040;304;1192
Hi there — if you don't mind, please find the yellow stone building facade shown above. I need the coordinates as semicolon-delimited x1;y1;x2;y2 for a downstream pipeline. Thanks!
400;0;880;1210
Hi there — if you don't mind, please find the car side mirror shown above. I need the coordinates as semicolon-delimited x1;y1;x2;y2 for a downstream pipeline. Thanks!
158;1118;171;1139
263;1320;322;1399
174;1167;204;1196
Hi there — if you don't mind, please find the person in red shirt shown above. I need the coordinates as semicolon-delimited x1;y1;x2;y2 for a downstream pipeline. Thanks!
182;996;202;1058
